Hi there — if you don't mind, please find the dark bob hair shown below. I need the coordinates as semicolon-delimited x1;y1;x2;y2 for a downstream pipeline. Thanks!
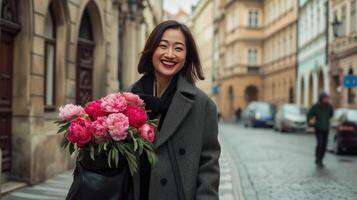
137;20;205;83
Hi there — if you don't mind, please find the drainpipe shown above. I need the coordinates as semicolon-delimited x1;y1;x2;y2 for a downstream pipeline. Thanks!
295;0;300;104
118;13;126;91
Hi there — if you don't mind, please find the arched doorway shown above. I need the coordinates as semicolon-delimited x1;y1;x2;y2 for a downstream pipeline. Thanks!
228;86;234;119
289;87;294;103
76;9;95;105
244;85;258;104
0;0;21;173
308;74;314;105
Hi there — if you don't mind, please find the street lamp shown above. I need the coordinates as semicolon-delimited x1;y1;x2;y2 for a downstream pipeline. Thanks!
332;16;341;38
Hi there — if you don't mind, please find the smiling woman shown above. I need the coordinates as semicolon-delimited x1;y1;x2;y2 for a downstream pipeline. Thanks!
130;20;220;200
152;29;187;96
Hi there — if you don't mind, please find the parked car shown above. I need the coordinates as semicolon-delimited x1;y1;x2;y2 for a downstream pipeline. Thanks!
242;101;276;128
274;104;307;133
332;109;357;154
330;108;349;129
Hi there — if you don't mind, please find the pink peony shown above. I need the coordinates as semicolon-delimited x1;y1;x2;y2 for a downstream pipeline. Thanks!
58;104;85;120
85;100;107;120
101;93;127;113
139;124;155;143
106;113;129;141
123;92;144;106
91;116;109;144
125;105;147;128
66;117;92;147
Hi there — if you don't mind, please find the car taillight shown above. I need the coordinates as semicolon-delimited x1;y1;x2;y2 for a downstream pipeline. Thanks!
338;125;355;132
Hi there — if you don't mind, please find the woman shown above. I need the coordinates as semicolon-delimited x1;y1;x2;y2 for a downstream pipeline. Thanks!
130;20;221;200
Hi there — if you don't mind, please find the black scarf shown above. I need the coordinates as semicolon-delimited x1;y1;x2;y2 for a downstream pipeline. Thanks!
131;73;178;130
130;73;178;200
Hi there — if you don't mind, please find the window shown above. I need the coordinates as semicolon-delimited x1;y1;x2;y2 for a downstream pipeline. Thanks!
351;0;356;33
248;48;258;66
226;46;234;68
341;5;347;36
44;8;56;109
333;10;338;36
248;10;259;28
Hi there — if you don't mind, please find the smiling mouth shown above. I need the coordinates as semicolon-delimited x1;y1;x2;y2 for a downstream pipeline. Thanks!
161;60;177;68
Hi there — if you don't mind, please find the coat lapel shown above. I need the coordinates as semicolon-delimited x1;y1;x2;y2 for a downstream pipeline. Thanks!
154;75;196;148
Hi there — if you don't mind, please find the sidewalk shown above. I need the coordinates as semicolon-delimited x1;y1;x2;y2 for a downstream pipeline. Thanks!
3;140;243;200
219;138;245;200
2;171;72;200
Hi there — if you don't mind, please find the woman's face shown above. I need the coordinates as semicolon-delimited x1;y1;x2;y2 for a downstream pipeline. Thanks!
152;28;187;79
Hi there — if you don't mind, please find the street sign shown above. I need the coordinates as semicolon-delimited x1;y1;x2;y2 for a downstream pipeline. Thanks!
344;75;357;88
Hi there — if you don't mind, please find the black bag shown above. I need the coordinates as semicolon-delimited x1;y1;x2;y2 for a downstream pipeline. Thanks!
66;150;133;200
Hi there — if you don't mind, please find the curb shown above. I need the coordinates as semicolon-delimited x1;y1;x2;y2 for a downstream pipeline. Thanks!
219;136;245;200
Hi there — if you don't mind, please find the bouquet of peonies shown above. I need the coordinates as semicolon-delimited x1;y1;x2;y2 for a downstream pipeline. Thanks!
55;92;157;175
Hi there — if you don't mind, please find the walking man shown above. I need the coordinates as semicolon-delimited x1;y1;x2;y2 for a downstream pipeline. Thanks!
307;91;334;167
235;107;241;123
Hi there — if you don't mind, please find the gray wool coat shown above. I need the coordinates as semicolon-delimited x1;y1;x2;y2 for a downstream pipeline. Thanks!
129;74;221;200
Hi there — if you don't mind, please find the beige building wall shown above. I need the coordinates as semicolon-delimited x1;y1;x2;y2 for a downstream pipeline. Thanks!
329;0;357;108
0;0;153;186
217;0;264;120
216;0;298;120
190;0;214;97
262;0;298;105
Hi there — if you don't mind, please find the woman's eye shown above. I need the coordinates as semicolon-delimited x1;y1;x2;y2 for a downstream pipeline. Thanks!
175;47;183;51
159;44;167;48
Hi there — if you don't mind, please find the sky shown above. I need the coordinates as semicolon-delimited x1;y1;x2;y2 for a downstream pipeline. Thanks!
163;0;199;13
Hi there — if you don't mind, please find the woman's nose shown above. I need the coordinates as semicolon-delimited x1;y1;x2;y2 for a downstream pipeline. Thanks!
164;48;175;58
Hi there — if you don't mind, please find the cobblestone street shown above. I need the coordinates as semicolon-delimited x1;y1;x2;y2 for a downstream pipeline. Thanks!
220;123;357;200
4;123;357;200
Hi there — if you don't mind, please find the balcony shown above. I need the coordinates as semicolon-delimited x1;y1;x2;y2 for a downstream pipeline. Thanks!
218;63;262;80
331;33;357;57
247;66;260;74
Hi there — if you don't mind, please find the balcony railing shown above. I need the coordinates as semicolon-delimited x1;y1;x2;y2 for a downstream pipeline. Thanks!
331;32;357;54
247;66;260;74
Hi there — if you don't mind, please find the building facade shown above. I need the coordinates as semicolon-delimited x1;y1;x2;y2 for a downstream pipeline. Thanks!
189;0;214;98
329;0;357;108
263;0;298;105
297;0;329;108
0;0;160;188
216;0;298;120
118;0;163;90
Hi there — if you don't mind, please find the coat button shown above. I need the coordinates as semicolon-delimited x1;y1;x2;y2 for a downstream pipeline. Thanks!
179;148;186;155
160;178;167;185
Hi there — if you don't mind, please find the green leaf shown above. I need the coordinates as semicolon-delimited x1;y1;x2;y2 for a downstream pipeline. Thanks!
107;150;112;168
77;151;83;161
54;120;67;125
145;149;158;165
104;142;108;151
130;132;138;151
90;145;95;160
137;139;144;155
60;136;69;149
69;143;75;155
113;148;119;167
124;152;137;176
57;126;68;134
111;148;116;164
